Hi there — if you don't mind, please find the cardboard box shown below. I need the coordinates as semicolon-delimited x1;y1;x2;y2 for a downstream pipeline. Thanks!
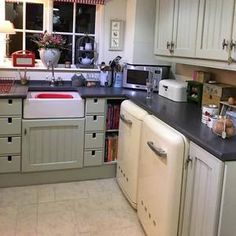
193;71;211;83
202;83;236;106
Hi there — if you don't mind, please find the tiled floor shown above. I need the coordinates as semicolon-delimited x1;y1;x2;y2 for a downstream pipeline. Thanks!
0;178;145;236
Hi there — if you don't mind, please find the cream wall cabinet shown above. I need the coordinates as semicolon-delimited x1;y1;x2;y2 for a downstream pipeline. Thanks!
0;98;22;173
154;0;200;57
22;119;84;172
181;142;224;236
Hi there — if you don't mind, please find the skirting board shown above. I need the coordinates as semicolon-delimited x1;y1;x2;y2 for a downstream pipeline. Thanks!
0;164;117;188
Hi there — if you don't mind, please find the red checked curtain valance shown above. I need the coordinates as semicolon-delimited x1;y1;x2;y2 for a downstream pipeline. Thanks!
5;0;105;4
53;0;105;5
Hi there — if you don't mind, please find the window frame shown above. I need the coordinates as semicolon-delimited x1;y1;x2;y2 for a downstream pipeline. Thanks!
4;0;99;66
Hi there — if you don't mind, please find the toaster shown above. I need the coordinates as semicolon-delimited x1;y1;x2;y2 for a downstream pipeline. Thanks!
159;79;187;102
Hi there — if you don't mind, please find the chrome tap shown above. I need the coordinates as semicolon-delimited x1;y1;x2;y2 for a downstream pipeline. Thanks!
47;61;56;87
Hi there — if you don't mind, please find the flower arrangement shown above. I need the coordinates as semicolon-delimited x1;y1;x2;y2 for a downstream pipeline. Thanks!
32;31;67;50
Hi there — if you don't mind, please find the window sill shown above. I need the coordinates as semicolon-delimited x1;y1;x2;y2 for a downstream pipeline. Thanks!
0;59;100;72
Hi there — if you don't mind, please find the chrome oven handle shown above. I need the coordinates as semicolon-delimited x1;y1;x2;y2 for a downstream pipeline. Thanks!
147;141;167;158
120;114;132;126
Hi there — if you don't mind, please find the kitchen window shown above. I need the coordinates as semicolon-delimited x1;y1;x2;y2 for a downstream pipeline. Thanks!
5;0;97;65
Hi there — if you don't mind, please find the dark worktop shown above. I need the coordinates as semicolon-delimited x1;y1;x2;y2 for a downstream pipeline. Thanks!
1;82;236;162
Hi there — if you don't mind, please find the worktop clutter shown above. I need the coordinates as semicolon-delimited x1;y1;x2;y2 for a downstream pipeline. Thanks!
165;70;236;140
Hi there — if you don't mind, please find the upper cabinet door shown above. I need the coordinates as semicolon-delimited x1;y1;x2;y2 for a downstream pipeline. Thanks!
196;0;235;60
231;2;236;59
173;0;200;57
154;0;175;56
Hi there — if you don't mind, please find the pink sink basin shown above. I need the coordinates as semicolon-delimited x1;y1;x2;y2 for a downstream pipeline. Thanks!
36;93;74;99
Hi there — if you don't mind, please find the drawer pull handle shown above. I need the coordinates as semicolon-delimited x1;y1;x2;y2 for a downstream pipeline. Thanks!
147;141;167;158
94;98;98;103
8;99;12;104
8;118;12;123
120;114;132;126
92;150;96;156
8;137;12;143
8;156;12;162
93;115;97;120
92;133;96;138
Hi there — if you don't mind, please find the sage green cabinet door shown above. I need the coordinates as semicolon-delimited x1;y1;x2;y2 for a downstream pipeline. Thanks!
22;118;84;172
154;0;175;56
173;0;200;57
181;142;224;236
196;0;235;60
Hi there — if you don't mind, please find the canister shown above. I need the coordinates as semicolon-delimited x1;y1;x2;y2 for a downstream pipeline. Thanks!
207;115;218;128
201;114;209;124
202;104;219;116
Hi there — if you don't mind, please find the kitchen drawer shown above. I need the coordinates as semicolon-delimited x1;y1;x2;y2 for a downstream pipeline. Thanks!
0;99;22;116
0;136;21;154
84;149;103;167
86;98;105;114
0;155;20;173
85;115;104;131
0;117;21;135
85;132;104;149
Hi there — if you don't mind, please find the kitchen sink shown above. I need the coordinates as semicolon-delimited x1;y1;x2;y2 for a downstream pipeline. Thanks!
24;91;84;118
35;93;74;99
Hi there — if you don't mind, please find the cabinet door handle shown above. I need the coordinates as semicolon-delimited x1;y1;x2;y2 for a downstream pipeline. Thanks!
185;155;192;168
222;39;228;50
230;40;236;50
147;141;167;158
24;129;27;136
166;41;171;49
170;41;175;50
120;114;132;126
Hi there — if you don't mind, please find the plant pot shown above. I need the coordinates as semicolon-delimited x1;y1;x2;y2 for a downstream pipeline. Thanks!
39;48;61;67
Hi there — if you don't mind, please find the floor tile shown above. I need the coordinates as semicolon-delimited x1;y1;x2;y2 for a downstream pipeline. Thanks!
0;206;17;236
0;178;145;236
0;186;37;207
54;182;89;201
15;204;38;236
37;184;55;203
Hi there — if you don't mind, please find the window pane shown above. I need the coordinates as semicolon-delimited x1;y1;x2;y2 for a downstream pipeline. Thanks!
26;3;43;30
9;32;23;55
58;35;72;64
53;3;73;33
75;35;95;64
76;4;96;34
26;33;40;59
5;2;23;29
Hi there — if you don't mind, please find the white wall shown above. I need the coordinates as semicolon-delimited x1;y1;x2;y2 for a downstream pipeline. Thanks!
98;0;127;65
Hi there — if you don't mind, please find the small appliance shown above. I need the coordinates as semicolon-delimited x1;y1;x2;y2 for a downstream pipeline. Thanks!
123;63;170;91
159;79;187;102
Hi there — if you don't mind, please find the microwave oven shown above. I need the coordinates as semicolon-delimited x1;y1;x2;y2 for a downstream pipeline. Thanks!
123;63;170;91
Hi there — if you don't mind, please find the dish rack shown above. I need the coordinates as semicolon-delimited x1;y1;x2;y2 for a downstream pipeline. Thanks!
0;77;15;94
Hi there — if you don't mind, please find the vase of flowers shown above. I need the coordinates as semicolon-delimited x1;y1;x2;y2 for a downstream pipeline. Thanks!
32;31;66;67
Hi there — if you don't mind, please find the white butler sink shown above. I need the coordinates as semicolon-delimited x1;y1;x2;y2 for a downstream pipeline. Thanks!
24;91;84;118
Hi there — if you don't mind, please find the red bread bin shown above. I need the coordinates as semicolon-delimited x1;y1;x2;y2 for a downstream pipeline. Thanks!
12;50;35;67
